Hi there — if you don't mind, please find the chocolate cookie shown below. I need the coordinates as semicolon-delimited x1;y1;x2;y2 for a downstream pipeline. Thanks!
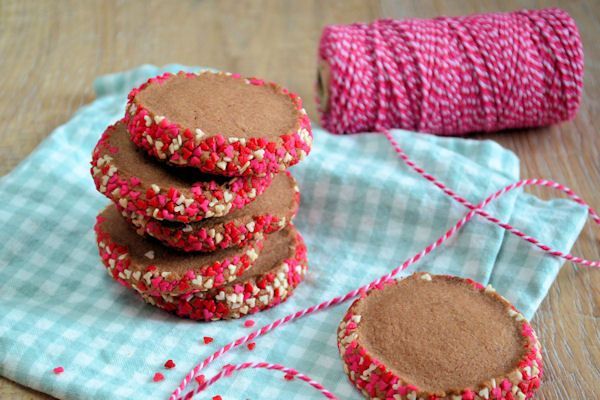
121;171;300;252
123;71;312;176
139;225;307;321
338;273;542;400
95;205;264;296
91;121;273;222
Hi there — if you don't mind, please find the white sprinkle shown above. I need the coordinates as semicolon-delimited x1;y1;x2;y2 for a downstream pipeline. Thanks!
216;161;227;170
253;149;265;160
420;273;432;281
144;251;155;260
191;276;203;286
283;152;293;163
247;248;258;261
478;387;490;399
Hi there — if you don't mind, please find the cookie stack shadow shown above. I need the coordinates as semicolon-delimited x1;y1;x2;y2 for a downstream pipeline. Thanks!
90;71;313;321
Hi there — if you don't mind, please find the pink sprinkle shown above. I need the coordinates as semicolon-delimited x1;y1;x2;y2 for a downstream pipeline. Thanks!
244;319;255;328
153;372;164;382
52;366;64;375
284;373;294;381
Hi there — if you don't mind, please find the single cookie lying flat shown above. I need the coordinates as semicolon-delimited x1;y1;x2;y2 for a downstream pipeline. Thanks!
95;205;263;296
91;121;273;222
139;225;307;321
121;171;300;252
338;273;542;400
123;71;313;176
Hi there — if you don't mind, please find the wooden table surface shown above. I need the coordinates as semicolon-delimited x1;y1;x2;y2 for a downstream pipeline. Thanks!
1;1;598;399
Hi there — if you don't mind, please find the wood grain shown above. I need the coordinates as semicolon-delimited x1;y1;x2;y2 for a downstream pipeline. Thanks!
1;1;598;399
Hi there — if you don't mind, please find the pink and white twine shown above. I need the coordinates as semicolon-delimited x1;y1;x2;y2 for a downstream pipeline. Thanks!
319;8;583;135
169;8;596;400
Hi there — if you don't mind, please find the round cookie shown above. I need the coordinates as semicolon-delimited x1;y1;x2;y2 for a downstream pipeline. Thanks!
120;171;300;252
95;205;264;296
123;71;313;177
139;225;307;321
337;273;543;400
91;121;273;223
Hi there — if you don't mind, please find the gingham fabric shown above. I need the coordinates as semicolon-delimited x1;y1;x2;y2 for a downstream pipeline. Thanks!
0;65;588;400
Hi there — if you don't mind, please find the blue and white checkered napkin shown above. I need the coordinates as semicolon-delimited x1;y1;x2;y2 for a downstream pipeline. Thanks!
0;65;588;400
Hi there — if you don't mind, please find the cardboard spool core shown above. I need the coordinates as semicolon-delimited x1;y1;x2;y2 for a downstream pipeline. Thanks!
317;60;331;113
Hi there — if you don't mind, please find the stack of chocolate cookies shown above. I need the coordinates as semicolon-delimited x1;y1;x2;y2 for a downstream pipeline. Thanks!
90;71;313;321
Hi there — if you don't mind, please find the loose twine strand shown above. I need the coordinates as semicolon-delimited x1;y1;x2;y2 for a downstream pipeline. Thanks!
170;9;595;399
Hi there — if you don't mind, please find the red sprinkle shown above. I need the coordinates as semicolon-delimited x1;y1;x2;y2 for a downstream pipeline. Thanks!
203;336;214;344
284;373;294;381
212;396;222;400
195;374;205;385
164;359;176;369
247;342;256;351
153;372;165;382
52;366;64;375
244;319;255;328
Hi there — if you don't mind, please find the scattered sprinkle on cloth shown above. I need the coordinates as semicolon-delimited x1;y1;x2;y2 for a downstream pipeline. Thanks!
0;65;588;400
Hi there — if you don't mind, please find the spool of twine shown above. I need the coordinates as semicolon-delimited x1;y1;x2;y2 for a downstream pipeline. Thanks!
317;8;584;135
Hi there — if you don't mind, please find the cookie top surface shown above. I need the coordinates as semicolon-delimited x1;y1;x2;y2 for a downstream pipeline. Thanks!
107;122;229;191
355;274;527;393
136;72;300;139
98;205;258;275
